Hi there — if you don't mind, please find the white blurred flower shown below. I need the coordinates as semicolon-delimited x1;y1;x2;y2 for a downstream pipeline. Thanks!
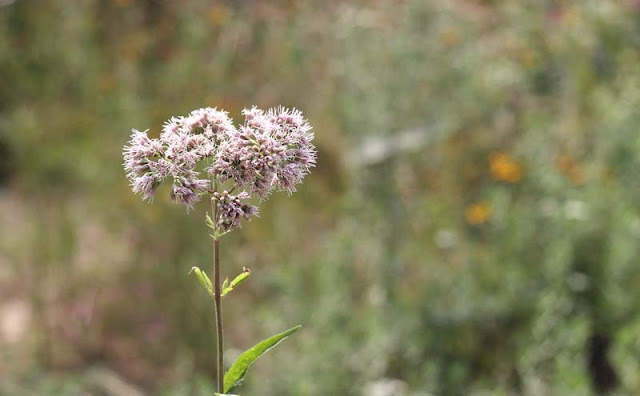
0;299;31;344
564;200;589;221
363;378;408;396
434;229;458;249
567;272;590;292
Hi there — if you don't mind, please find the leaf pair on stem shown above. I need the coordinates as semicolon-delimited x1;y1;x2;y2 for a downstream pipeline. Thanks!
190;266;301;394
189;266;251;298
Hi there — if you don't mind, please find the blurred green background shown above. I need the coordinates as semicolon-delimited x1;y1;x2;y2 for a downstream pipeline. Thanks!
2;0;640;395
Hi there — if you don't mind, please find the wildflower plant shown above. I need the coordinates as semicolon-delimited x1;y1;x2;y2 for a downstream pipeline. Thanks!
123;106;316;395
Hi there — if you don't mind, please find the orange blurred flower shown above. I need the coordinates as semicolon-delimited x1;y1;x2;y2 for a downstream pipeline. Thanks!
555;155;585;186
489;151;523;183
465;202;492;225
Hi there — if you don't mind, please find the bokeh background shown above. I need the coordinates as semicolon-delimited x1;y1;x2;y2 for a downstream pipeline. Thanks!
2;0;640;395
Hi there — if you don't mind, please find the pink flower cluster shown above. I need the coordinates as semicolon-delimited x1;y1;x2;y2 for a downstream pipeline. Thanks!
212;191;259;232
123;106;316;231
212;106;316;198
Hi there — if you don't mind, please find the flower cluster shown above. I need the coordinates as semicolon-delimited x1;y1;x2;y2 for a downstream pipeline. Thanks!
124;107;235;210
123;105;315;231
213;191;259;233
212;106;316;198
123;130;165;200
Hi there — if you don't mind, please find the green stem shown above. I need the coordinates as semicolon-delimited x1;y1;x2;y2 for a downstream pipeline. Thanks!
212;198;224;393
214;239;223;393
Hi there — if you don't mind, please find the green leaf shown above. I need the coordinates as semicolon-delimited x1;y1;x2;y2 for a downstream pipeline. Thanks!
189;266;213;297
221;268;251;297
224;325;302;393
206;211;220;240
230;268;251;288
214;394;238;396
206;211;216;231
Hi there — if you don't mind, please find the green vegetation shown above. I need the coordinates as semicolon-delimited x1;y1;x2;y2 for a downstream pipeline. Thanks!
1;1;640;394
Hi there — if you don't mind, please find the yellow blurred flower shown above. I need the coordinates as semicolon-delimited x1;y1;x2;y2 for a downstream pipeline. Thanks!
465;203;492;225
489;151;523;183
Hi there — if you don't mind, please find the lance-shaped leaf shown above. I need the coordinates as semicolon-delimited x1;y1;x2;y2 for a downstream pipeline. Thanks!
206;211;217;239
189;266;213;297
222;268;251;297
224;325;302;393
206;211;216;230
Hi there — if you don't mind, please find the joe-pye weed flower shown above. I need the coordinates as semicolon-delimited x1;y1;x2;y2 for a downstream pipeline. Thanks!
123;105;316;395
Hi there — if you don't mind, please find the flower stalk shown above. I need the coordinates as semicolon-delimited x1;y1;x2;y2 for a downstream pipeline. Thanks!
213;237;223;393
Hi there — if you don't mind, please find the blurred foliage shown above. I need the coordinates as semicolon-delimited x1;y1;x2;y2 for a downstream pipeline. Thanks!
2;0;640;395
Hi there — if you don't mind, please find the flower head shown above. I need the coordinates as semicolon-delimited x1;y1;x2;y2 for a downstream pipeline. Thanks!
489;151;523;183
211;106;316;198
268;106;316;193
123;105;315;228
170;171;211;212
465;202;492;225
161;107;235;172
123;129;166;201
213;190;259;232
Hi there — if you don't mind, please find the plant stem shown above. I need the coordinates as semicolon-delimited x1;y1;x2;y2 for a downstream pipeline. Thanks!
212;196;224;393
214;238;223;393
